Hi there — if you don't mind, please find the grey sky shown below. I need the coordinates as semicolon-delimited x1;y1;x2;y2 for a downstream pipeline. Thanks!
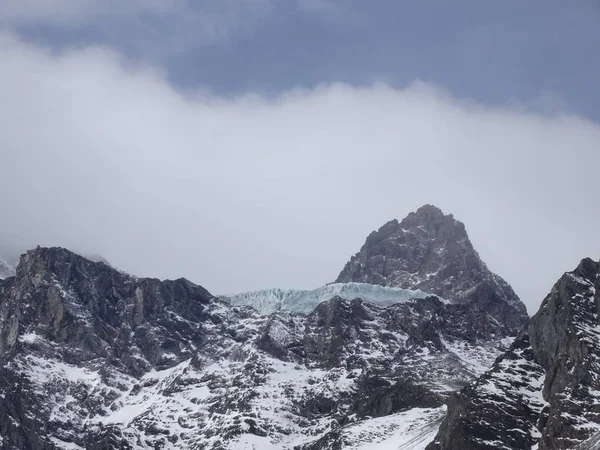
1;2;599;314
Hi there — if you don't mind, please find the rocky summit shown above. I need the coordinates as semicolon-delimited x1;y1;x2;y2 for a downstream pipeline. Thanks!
0;205;597;450
336;204;528;331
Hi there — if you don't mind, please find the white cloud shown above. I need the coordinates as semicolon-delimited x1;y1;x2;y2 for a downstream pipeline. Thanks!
1;33;599;314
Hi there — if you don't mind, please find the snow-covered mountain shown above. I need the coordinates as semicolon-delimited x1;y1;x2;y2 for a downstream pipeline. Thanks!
0;246;111;280
0;242;516;449
3;206;598;449
427;257;600;450
221;282;437;315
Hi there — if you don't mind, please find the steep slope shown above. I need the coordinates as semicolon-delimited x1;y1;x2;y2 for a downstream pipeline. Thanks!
0;246;112;279
575;432;600;450
336;204;528;331
0;247;515;449
0;247;215;448
300;406;446;450
427;258;600;450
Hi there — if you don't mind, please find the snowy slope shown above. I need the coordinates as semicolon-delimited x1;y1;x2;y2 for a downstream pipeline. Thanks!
23;343;444;450
348;407;446;450
221;282;437;315
10;300;465;450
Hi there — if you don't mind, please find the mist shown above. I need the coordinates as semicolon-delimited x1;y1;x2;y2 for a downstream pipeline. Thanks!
1;33;599;313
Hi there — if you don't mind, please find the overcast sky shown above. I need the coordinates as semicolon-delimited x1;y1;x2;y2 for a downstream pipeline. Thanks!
1;1;599;314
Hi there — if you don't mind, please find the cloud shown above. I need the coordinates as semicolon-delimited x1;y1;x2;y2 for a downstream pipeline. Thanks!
1;33;599;314
0;0;176;26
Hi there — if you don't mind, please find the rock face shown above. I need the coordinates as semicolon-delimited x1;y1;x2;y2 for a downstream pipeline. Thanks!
427;258;600;450
0;208;536;449
530;258;600;449
0;246;517;449
336;205;528;331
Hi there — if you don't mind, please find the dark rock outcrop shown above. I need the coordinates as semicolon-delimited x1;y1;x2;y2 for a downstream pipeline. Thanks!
336;204;529;331
427;258;600;450
257;295;513;386
0;247;214;449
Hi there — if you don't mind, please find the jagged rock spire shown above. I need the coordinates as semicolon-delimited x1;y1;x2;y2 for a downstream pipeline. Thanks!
336;205;528;330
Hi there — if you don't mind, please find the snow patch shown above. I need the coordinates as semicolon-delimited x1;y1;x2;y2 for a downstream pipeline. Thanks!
345;406;446;449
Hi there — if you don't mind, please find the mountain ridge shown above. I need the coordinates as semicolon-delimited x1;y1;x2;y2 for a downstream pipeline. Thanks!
1;205;595;449
0;245;516;449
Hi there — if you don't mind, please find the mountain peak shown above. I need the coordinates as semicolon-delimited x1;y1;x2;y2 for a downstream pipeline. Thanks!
336;206;528;330
400;204;467;239
2;246;213;356
573;256;599;279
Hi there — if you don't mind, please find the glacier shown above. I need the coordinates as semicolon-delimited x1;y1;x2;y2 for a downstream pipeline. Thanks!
221;282;441;315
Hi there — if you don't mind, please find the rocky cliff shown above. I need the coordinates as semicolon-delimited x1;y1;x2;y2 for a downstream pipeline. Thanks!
336;205;528;331
427;258;600;450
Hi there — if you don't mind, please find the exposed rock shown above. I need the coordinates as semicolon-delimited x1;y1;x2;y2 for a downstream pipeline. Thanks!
0;247;214;449
426;334;547;450
427;258;600;450
336;204;528;331
530;258;600;449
